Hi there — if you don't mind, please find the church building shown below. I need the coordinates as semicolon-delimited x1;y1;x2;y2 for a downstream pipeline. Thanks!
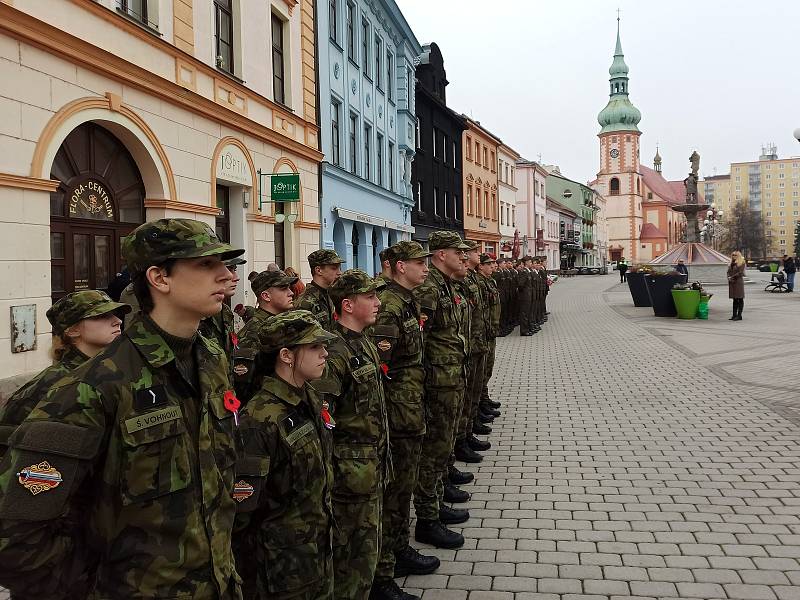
592;22;689;264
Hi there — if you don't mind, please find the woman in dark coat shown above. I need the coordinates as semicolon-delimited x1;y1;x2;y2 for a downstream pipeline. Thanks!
727;251;746;320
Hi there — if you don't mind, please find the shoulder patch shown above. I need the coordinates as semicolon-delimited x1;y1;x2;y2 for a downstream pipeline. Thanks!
376;339;392;352
280;411;313;445
134;385;168;411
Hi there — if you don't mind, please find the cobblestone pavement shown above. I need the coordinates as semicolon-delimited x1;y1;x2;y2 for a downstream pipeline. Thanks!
2;273;799;600
400;273;800;599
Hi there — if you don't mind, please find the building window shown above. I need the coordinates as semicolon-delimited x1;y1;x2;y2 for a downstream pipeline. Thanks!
476;188;481;217
386;52;394;100
362;19;370;77
363;125;371;181
453;141;457;168
349;113;358;175
407;68;413;106
466;137;472;161
416;181;422;211
118;0;156;29
376;133;383;186
415;118;420;149
467;186;472;214
491;193;496;219
329;0;338;43
490;151;495;171
444;191;449;219
388;142;394;192
331;100;341;166
484;190;489;217
214;0;234;74
271;14;286;105
512;206;516;226
453;195;459;220
500;202;505;225
511;166;514;186
346;2;356;61
475;142;481;166
432;129;438;159
433;187;439;216
610;177;620;195
374;37;382;88
483;148;488;169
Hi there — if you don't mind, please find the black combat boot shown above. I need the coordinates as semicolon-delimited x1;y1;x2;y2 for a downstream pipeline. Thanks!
480;404;501;418
369;578;420;600
448;465;474;485
485;399;501;409
415;519;465;549
477;410;494;424
443;483;471;503
454;441;483;463
439;505;470;524
393;544;440;577
467;435;491;452
472;421;492;435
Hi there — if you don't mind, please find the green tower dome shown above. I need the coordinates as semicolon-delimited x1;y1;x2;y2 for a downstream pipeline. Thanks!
598;22;641;134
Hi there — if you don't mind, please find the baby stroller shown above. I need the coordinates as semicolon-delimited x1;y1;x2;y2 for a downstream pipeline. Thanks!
764;271;790;293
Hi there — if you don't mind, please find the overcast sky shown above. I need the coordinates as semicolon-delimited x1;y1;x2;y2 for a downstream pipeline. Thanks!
399;0;800;184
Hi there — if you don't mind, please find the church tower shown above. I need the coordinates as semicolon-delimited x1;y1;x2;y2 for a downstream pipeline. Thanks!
595;19;644;262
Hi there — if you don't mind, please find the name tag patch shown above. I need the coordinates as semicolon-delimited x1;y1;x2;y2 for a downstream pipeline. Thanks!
125;406;183;433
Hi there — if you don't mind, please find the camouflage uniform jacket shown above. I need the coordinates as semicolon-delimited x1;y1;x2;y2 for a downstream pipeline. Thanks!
371;281;425;437
200;303;236;366
464;269;488;354
314;322;389;498
413;266;469;389
233;376;333;597
295;281;335;331
479;273;501;338
0;315;241;600
0;346;88;454
232;307;275;405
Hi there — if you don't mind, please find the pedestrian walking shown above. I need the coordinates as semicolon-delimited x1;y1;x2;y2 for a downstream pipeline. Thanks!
618;257;628;282
295;250;345;331
0;218;245;599
781;254;796;292
728;250;746;321
370;241;438;600
0;290;130;451
315;270;388;600
233;310;337;600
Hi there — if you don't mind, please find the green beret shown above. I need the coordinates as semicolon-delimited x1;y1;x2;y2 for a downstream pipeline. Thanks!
122;218;244;276
47;290;130;335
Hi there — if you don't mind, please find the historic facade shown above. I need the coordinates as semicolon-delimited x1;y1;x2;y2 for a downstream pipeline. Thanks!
497;144;520;247
411;42;466;244
0;0;322;393
515;159;548;259
318;0;421;273
462;118;501;255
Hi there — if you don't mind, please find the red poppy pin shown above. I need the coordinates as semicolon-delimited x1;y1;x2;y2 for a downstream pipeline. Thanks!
454;295;462;305
230;332;239;349
223;390;241;427
321;400;335;430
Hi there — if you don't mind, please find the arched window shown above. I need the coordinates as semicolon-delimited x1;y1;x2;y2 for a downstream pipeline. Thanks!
610;177;620;196
636;178;640;194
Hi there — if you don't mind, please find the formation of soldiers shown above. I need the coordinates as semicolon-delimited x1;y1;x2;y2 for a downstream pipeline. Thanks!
0;218;552;600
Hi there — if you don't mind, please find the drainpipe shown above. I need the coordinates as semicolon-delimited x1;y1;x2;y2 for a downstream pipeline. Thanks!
313;0;324;250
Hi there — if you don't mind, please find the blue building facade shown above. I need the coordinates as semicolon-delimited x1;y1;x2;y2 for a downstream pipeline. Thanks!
318;0;421;274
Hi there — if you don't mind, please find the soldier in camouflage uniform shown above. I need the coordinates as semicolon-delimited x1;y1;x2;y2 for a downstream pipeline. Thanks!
477;254;502;419
295;249;345;330
232;269;299;404
412;231;471;550
200;256;246;372
375;247;394;286
517;257;535;335
370;242;438;600
0;218;245;599
233;310;337;600
453;241;493;467
314;270;389;600
0;291;130;458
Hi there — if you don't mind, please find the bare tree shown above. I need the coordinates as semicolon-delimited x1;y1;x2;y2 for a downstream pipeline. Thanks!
719;201;773;260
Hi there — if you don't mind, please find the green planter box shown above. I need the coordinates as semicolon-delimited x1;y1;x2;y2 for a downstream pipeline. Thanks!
671;289;701;319
770;263;779;272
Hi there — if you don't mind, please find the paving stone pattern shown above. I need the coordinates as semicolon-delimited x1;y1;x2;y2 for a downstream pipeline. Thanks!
399;273;800;599
2;273;799;600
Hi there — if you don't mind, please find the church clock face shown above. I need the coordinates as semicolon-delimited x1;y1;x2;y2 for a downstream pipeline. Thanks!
609;148;619;158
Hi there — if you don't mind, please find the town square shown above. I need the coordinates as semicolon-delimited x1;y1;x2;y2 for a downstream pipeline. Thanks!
0;0;799;598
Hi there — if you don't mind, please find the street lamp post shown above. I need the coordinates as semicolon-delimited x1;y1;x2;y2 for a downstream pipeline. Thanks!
699;204;723;250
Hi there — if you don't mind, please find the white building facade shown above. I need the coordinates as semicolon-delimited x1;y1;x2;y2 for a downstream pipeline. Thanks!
497;144;519;251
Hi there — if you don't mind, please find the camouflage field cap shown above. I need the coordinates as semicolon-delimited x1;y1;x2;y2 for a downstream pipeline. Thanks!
122;218;245;276
225;256;247;267
329;269;387;306
257;309;337;352
47;290;131;335
308;249;345;269
463;240;479;251
479;253;497;264
428;230;471;251
251;270;299;296
391;240;432;263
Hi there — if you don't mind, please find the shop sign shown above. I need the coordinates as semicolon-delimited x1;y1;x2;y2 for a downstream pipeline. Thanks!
216;145;253;186
68;178;114;221
271;174;301;201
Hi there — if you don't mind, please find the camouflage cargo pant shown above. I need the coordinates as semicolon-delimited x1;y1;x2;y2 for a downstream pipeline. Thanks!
332;495;382;600
481;339;497;404
374;434;423;581
413;382;465;521
454;351;487;445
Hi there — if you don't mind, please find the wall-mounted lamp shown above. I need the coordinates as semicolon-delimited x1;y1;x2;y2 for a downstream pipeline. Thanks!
243;190;250;209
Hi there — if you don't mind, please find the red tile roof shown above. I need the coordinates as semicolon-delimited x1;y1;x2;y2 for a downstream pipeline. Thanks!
640;222;667;240
640;165;704;206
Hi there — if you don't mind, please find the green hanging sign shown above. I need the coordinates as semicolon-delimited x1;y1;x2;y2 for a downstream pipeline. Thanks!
270;173;301;201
